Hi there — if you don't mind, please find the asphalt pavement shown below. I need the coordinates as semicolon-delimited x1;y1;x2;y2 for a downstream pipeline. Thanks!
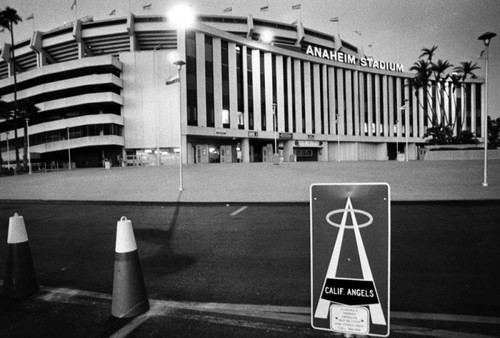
1;159;500;337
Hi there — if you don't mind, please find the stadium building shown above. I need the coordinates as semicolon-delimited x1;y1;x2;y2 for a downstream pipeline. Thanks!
0;12;485;168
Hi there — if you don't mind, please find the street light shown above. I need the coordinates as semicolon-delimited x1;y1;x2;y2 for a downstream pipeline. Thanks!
260;30;273;44
174;60;185;191
478;31;496;187
400;99;409;162
25;118;31;174
167;4;195;192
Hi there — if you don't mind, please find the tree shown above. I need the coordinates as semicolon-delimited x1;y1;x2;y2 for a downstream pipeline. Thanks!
453;61;480;132
419;45;438;63
0;6;22;170
488;116;500;149
410;46;480;145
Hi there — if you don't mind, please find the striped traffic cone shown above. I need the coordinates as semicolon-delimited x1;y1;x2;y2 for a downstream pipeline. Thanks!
111;216;149;318
2;213;38;299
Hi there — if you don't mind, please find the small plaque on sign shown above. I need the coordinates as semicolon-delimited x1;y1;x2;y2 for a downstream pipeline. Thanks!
330;305;369;335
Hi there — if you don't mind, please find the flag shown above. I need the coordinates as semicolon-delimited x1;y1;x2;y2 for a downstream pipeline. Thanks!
334;33;342;52
26;13;34;20
260;5;269;11
143;3;152;10
166;74;180;85
223;7;232;12
292;4;301;10
478;49;485;60
329;17;339;22
109;9;116;16
71;0;77;10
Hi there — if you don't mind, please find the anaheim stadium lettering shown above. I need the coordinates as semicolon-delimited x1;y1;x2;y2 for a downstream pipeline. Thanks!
305;44;404;72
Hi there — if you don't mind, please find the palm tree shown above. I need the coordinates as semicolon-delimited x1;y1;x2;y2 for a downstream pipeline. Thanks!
453;61;480;132
0;6;22;170
410;59;432;122
431;59;453;126
419;45;438;63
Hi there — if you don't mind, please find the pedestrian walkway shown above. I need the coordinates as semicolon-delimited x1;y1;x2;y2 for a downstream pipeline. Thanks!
1;160;500;203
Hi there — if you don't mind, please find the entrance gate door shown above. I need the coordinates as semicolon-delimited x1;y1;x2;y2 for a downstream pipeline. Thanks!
220;145;232;163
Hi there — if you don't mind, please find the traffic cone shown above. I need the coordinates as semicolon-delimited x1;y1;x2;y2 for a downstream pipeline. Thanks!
2;213;38;299
111;216;149;318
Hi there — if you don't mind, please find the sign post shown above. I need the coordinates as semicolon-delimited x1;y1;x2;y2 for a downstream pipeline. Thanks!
310;183;390;337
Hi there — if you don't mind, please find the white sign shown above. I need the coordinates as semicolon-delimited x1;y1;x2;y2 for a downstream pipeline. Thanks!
306;45;404;72
330;305;369;335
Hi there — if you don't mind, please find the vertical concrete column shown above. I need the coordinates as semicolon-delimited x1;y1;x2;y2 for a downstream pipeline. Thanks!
322;65;329;135
252;49;261;132
461;85;467;131
286;57;294;133
242;46;249;130
213;38;223;128
358;71;365;136
443;81;450;129
345;69;353;136
264;52;274;132
196;32;207;127
396;77;403;138
229;43;238;129
294;59;303;134
328;67;336;136
353;70;360;136
481;82;486;138
471;83;477;135
241;138;250;163
418;87;425;137
410;82;417;138
427;82;434;129
304;61;312;134
313;64;322;135
366;73;373;137
336;68;345;136
374;74;381;136
283;140;294;162
451;82;457;136
389;76;395;137
275;55;285;132
382;75;389;137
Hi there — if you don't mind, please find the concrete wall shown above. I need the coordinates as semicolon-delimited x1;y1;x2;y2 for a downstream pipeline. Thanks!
120;50;181;150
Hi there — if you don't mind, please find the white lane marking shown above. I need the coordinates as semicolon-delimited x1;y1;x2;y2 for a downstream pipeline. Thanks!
110;313;152;338
392;311;500;325
391;324;497;338
230;206;248;216
35;285;500;326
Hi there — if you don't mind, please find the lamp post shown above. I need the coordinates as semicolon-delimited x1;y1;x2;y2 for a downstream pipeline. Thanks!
174;60;186;191
25;118;31;174
478;31;496;187
167;4;195;192
400;99;409;162
273;102;278;164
